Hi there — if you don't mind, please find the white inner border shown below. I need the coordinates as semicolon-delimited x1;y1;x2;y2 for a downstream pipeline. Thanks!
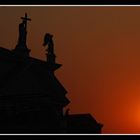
0;4;139;135
1;5;140;6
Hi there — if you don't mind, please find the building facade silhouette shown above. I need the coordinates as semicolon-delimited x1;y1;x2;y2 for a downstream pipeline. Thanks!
0;13;103;133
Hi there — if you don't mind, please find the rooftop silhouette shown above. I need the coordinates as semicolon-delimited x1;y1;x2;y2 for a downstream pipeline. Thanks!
0;13;103;133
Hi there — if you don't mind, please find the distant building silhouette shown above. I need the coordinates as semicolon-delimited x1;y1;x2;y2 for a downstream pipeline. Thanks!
0;13;103;133
65;113;103;133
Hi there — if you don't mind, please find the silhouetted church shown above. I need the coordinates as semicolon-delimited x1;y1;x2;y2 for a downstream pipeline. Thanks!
0;13;103;133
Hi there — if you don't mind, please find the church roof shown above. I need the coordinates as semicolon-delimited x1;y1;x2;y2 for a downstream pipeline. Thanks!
0;47;69;106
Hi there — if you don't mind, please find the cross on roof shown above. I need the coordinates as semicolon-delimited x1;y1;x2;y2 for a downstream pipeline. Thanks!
21;13;31;30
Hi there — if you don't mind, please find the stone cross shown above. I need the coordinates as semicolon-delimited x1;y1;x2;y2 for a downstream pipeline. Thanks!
21;13;31;31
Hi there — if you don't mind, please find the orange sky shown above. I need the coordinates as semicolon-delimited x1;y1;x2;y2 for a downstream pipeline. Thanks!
1;6;140;133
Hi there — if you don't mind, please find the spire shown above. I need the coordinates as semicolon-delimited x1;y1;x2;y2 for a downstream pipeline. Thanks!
13;13;31;57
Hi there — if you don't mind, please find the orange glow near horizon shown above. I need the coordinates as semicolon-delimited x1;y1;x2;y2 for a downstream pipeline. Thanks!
1;6;140;133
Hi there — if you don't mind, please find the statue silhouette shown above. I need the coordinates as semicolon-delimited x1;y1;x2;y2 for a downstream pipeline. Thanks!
18;21;26;45
13;13;31;57
65;108;70;116
43;33;54;54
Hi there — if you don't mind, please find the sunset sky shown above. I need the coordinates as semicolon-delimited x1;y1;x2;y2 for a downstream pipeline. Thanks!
1;6;140;134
